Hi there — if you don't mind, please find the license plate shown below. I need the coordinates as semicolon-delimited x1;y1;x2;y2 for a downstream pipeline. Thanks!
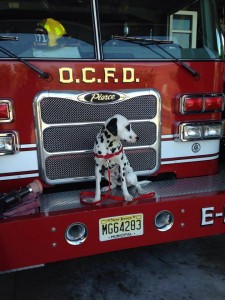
99;213;143;241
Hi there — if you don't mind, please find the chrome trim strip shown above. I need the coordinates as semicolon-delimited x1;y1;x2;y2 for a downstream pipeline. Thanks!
20;144;37;149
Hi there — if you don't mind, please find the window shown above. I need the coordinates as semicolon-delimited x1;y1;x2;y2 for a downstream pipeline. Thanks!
0;0;95;59
170;11;197;48
98;0;223;60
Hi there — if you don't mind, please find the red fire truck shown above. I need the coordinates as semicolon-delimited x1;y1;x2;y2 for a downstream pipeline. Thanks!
0;0;224;272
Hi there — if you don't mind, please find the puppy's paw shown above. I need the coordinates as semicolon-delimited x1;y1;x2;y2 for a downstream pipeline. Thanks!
124;193;133;202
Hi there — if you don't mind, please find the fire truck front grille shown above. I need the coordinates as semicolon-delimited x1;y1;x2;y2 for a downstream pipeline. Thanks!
34;89;161;185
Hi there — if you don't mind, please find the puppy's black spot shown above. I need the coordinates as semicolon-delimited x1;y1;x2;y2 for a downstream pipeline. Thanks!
124;162;127;166
100;165;106;175
123;172;125;177
95;140;98;145
129;136;132;139
117;177;122;183
108;141;113;148
104;131;111;139
111;148;116;153
96;163;99;166
106;117;118;136
125;124;131;131
121;155;124;160
122;178;125;182
98;151;102;154
100;135;104;143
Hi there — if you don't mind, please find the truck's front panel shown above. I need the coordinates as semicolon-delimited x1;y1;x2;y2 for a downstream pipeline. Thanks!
0;0;224;271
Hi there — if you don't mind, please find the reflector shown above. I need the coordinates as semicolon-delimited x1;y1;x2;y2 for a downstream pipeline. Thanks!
183;97;203;112
0;103;9;119
205;97;223;111
179;94;224;114
0;100;13;122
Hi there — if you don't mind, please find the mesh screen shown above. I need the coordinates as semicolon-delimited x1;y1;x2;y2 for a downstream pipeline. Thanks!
46;148;156;180
40;94;157;124
43;122;156;152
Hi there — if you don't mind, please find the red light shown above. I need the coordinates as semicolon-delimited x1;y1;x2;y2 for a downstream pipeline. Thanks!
0;103;9;119
183;97;203;112
205;97;223;111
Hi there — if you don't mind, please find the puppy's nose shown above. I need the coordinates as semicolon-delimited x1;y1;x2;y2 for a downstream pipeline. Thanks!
136;136;140;141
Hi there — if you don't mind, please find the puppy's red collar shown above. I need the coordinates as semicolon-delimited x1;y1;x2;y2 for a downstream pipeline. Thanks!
94;147;123;160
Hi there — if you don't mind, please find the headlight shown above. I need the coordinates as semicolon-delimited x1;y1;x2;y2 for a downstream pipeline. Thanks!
183;125;202;139
203;124;223;138
177;122;223;141
0;131;19;155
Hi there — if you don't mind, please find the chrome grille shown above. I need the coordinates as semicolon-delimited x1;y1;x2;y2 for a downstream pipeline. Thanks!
34;89;161;185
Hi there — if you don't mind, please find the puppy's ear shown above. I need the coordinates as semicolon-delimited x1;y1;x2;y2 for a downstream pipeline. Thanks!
106;117;118;136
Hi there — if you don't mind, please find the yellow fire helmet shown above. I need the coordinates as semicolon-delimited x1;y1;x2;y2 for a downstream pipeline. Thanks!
35;18;67;47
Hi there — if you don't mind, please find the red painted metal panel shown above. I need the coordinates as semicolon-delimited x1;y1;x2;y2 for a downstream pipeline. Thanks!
0;192;225;272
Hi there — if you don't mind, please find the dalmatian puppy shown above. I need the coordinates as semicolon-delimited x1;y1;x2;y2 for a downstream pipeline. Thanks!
93;114;145;202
